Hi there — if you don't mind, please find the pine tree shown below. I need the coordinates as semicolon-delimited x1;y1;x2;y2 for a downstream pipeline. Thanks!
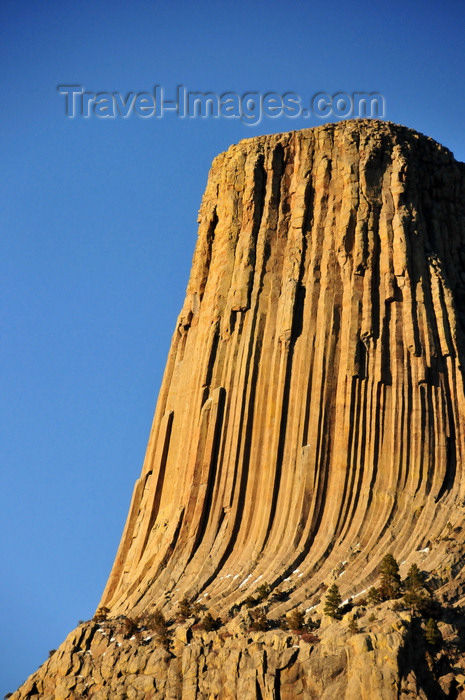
177;596;193;621
348;618;359;634
286;607;306;631
405;563;427;592
250;609;268;631
119;616;137;637
367;587;382;605
138;609;170;648
378;553;402;600
243;595;258;608
324;584;342;619
425;618;442;648
192;601;203;618
403;563;430;613
141;609;168;635
93;606;110;622
255;581;271;602
200;612;220;631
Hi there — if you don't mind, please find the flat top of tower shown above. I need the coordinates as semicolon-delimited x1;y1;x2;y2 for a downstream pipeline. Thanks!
223;119;459;164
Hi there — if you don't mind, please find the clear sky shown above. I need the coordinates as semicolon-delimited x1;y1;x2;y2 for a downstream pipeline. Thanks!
1;0;464;694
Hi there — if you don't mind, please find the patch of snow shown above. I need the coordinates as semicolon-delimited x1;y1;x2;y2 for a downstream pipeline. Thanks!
418;547;430;553
129;636;136;640
253;575;263;584
293;569;300;574
239;574;252;588
353;589;367;598
233;574;240;580
305;605;316;613
110;637;115;642
342;561;347;566
298;573;304;577
144;636;152;642
284;577;291;582
339;571;345;577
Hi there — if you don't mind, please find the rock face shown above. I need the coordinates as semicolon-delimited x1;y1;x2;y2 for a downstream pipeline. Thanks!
101;119;465;618
11;120;465;698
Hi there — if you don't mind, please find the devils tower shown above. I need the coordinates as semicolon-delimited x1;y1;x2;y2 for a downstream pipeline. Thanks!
12;120;465;699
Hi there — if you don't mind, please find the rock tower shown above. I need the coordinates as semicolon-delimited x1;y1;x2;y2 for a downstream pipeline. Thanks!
12;121;465;699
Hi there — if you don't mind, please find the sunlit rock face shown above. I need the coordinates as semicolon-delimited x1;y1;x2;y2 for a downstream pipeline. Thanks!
101;120;465;619
12;120;465;700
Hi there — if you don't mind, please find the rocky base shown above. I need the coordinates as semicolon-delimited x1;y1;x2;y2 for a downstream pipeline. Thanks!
11;600;465;700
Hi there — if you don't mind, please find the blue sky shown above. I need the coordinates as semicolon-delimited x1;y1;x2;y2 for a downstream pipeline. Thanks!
1;0;464;694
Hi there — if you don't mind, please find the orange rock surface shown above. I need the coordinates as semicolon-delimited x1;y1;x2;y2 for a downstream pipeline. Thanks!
101;120;465;619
